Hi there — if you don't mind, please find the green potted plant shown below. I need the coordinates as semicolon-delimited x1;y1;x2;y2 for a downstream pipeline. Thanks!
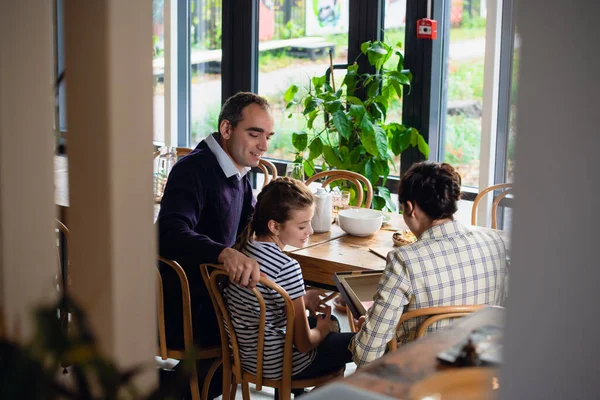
0;296;192;399
283;40;429;212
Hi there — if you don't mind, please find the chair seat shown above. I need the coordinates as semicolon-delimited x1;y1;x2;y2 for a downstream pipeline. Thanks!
164;346;222;361
242;367;345;390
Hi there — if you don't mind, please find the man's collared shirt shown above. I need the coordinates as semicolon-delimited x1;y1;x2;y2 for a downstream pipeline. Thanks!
205;133;251;180
350;220;508;367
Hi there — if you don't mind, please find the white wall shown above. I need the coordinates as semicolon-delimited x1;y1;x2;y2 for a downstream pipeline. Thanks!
0;1;57;339
501;1;600;398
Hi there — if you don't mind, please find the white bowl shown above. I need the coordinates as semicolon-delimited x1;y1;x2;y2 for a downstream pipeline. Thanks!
338;209;383;237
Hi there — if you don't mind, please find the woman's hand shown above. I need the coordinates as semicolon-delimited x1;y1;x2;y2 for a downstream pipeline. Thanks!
304;288;328;317
354;315;366;331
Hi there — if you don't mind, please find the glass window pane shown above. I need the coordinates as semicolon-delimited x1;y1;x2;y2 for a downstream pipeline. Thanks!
189;0;222;147
505;30;519;183
153;0;165;143
384;0;407;176
258;0;349;162
443;0;487;188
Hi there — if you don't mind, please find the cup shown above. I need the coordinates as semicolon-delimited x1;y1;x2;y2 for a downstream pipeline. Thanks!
332;190;351;221
285;162;304;180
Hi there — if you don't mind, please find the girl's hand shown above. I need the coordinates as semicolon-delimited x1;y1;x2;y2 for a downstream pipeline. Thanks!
316;306;338;334
304;288;327;317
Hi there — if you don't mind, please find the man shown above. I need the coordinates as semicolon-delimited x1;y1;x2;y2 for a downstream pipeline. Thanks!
156;92;274;397
350;161;508;367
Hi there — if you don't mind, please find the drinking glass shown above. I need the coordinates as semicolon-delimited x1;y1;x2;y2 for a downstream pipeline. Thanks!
285;162;304;180
332;190;351;221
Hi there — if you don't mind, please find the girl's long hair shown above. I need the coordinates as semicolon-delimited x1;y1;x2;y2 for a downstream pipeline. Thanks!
236;177;314;251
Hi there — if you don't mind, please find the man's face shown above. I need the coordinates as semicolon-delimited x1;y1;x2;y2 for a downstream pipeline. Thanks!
220;104;274;171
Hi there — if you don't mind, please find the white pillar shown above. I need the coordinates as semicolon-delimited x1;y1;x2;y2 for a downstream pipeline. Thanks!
64;0;157;390
501;1;600;398
477;0;502;227
0;1;57;339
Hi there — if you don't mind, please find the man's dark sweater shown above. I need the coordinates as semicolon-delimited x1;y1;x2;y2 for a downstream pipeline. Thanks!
156;138;254;348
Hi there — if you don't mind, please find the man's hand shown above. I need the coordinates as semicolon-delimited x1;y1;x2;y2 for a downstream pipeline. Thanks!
218;248;261;289
304;288;328;317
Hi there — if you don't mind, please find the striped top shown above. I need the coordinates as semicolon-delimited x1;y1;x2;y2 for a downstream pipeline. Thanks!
223;241;316;379
351;220;509;366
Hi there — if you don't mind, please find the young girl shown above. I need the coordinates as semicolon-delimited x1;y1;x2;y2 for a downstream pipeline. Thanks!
224;177;355;382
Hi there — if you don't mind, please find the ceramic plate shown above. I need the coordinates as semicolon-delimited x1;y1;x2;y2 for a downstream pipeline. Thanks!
409;368;500;400
380;212;392;224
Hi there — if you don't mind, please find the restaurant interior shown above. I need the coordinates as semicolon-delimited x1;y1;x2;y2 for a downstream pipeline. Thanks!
0;0;598;399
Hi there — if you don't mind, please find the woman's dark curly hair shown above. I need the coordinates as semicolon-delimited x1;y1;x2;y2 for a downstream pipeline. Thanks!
398;161;462;220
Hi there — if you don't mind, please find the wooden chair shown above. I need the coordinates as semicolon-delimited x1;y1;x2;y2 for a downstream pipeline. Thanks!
305;170;373;209
388;305;484;351
258;159;278;188
156;257;222;400
471;183;513;229
305;171;374;326
55;219;69;276
55;219;71;370
200;264;344;400
153;147;193;159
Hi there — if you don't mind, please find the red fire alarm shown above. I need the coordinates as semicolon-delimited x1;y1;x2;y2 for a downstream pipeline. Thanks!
417;18;437;40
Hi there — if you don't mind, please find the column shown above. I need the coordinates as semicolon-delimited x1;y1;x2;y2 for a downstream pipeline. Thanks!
64;0;156;390
0;1;56;339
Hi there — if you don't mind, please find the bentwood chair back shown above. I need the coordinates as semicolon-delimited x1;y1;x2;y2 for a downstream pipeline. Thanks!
156;257;222;400
200;264;344;400
388;305;484;351
305;170;373;209
471;183;513;229
258;159;278;188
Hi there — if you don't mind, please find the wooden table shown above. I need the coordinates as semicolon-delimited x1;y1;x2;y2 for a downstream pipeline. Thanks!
340;306;504;399
287;212;509;289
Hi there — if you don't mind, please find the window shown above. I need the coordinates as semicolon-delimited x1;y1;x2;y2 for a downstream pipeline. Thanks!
383;0;408;175
441;0;488;188
258;0;349;162
153;0;166;143
189;0;222;147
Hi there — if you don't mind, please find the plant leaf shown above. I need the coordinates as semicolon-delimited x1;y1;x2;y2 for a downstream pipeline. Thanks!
332;110;351;140
284;84;298;103
345;96;363;106
292;132;308;151
303;97;323;115
322;145;343;168
376;186;398;212
306;109;319;129
285;100;297;110
372;195;386;210
339;146;351;169
365;158;380;186
311;75;327;91
308;137;323;160
377;160;390;181
361;41;371;55
366;81;379;99
303;159;315;177
349;146;363;164
374;124;389;159
359;117;378;156
417;132;430;158
324;99;343;113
